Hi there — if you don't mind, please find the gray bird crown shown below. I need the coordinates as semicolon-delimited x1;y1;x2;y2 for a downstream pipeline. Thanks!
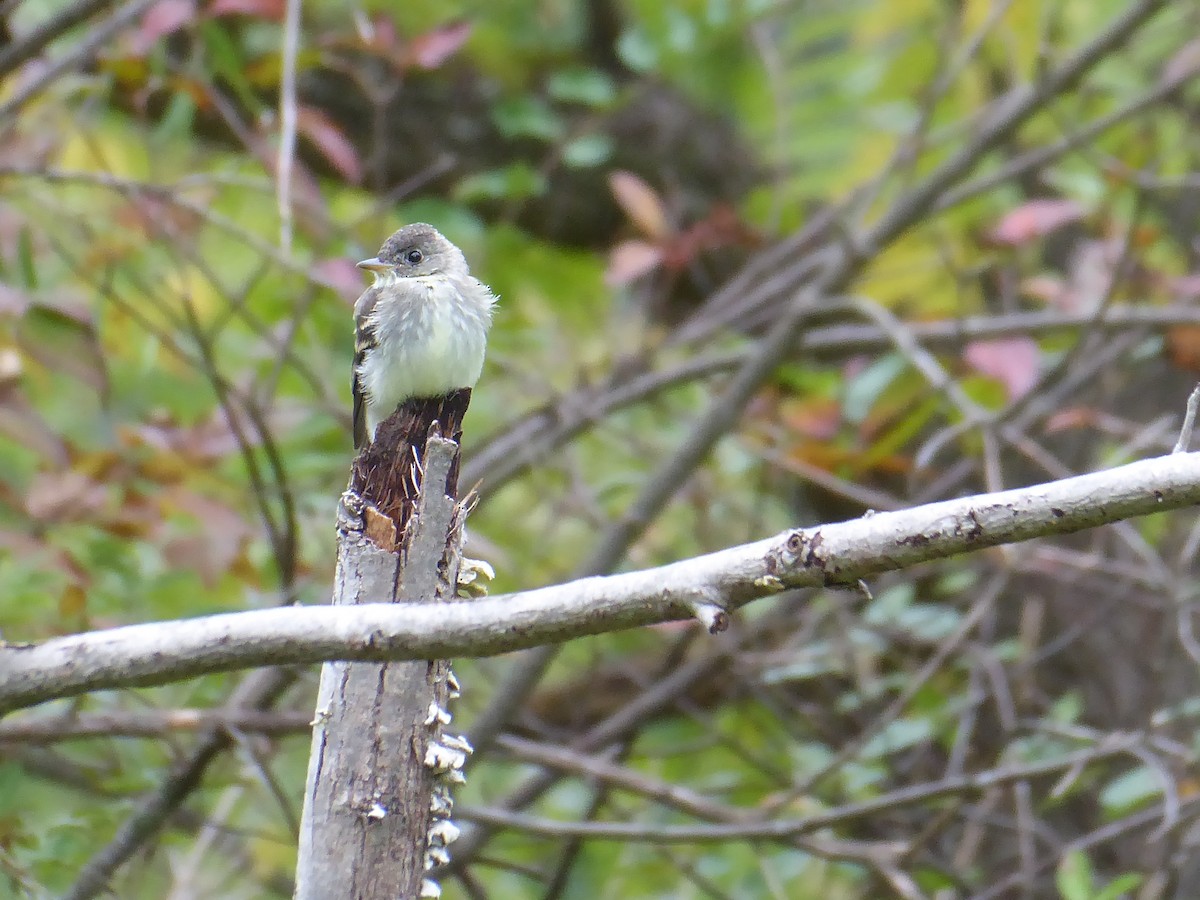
376;224;468;277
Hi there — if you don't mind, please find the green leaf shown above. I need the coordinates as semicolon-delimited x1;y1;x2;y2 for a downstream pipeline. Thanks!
492;96;564;141
842;352;907;424
617;28;658;73
860;716;934;760
1100;766;1161;817
1048;692;1083;726
561;134;614;169
154;90;196;143
199;21;258;111
1150;696;1200;728
1093;873;1143;900
894;603;963;642
1056;850;1095;900
664;7;699;53
863;582;965;643
761;632;880;684
455;163;548;203
18;226;36;288
547;69;617;107
863;582;916;621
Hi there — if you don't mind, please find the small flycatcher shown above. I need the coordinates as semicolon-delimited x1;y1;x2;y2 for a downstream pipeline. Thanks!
352;224;496;449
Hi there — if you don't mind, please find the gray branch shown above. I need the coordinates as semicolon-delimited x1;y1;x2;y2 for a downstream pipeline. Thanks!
3;452;1200;713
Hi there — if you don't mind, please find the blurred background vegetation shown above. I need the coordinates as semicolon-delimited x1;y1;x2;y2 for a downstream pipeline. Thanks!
3;0;1200;897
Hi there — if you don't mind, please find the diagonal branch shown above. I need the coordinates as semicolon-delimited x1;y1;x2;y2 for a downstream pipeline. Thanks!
4;451;1200;713
0;0;117;79
0;0;160;121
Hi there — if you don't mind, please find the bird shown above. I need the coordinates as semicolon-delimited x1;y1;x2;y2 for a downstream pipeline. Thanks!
352;224;496;450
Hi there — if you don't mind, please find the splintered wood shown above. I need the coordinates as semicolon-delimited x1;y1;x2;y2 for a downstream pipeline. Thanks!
350;387;472;547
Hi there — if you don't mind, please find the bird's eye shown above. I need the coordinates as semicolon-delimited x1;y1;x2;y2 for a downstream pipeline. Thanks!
404;249;423;265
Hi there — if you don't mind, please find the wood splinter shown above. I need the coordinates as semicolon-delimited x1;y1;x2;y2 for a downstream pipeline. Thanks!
350;388;472;550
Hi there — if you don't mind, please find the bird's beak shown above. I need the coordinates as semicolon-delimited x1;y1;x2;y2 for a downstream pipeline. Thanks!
356;257;391;273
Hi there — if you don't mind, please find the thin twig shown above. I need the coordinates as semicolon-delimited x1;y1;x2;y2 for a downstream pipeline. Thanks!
456;740;1142;845
1173;384;1200;453
0;0;116;79
0;0;160;122
277;0;302;252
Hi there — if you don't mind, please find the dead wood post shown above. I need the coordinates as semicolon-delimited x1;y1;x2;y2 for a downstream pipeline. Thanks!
295;392;474;899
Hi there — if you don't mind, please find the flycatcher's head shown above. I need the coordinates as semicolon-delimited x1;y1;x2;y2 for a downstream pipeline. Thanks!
357;223;468;281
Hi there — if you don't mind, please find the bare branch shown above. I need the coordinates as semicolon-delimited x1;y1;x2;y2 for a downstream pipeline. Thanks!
1174;384;1200;453
456;737;1140;845
4;452;1200;712
62;667;297;900
0;709;311;742
276;0;302;252
0;0;117;80
0;0;160;121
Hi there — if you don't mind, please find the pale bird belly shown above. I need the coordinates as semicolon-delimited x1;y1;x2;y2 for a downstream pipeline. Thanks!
362;300;486;434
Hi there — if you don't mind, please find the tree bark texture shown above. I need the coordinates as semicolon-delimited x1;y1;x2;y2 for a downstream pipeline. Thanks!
296;402;470;900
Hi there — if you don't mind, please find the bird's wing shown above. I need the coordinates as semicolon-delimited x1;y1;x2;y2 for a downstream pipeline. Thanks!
352;286;380;450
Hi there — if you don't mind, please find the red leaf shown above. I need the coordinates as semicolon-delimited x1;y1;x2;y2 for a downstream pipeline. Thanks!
296;105;363;183
408;20;472;70
1060;240;1114;313
26;471;109;524
17;300;109;397
122;404;309;463
1167;325;1200;375
313;257;367;301
161;488;254;587
1168;273;1200;299
780;396;842;440
609;171;669;240
132;0;195;55
0;393;70;467
662;204;756;269
605;240;663;286
989;199;1084;247
0;283;31;315
377;18;400;51
207;0;285;19
1163;39;1200;84
1019;275;1070;306
0;529;87;583
1046;407;1099;433
963;337;1040;400
117;191;205;236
